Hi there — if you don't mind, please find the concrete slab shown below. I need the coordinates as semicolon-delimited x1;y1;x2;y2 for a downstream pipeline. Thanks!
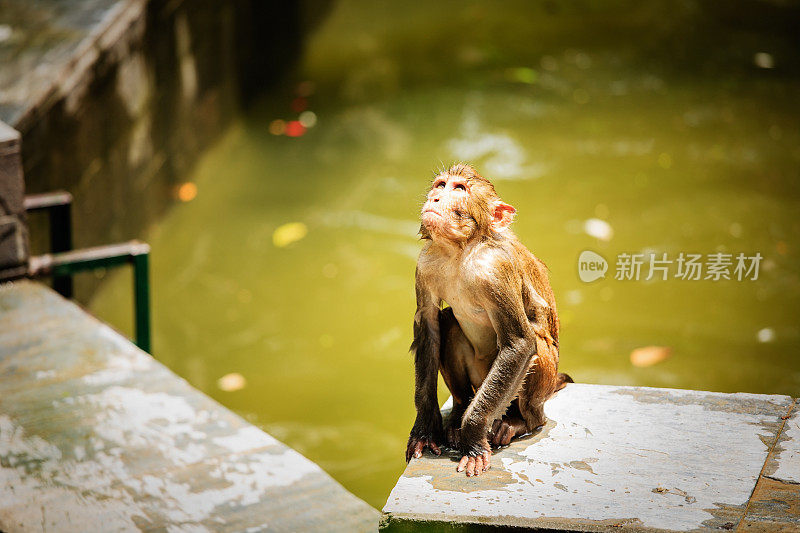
383;384;797;532
0;281;379;532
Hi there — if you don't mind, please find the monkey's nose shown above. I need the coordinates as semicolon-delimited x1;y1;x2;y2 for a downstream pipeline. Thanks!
433;198;439;202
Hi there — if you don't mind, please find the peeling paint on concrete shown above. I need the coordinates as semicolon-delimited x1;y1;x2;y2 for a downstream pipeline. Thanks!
0;281;379;532
384;384;796;531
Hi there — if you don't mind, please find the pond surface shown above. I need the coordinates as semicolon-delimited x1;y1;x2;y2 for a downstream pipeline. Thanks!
91;0;800;509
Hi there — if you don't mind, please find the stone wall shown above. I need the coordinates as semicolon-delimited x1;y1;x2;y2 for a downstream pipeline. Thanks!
3;0;321;301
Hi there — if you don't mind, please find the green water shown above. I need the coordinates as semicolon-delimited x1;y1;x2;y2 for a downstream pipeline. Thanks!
91;1;800;509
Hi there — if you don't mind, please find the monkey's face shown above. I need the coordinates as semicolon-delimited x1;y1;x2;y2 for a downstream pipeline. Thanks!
421;173;479;242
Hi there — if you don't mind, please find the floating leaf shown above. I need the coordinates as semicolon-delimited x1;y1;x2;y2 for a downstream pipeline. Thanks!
217;372;246;392
273;222;308;248
176;182;197;202
630;346;672;367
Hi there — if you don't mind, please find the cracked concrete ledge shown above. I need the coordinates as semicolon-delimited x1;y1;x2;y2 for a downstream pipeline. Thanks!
382;385;799;532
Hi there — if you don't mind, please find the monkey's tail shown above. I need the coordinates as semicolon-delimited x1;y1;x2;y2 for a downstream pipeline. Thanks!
556;372;574;391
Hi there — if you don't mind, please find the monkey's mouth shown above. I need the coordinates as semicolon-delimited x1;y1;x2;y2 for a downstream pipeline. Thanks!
422;208;443;218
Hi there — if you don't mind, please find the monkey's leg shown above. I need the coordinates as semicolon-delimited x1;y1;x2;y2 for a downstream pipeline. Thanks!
517;336;560;434
489;401;528;447
438;308;475;449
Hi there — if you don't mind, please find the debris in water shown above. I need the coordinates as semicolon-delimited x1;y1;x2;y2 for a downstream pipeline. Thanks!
757;328;775;343
630;346;672;367
273;222;308;248
217;372;246;392
583;218;613;241
176;182;198;202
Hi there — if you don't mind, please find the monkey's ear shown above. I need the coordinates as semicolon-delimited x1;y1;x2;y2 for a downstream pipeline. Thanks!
491;201;516;230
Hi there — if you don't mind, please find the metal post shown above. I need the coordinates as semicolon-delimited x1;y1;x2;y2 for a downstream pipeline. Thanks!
50;201;73;297
28;240;152;352
24;191;74;297
132;251;151;353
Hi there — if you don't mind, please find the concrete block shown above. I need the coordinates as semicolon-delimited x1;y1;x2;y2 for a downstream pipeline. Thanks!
0;120;28;278
383;384;797;532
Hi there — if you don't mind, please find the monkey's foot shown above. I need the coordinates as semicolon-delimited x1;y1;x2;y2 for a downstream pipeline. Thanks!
443;406;466;448
406;436;442;462
489;416;527;447
456;446;492;477
445;424;459;449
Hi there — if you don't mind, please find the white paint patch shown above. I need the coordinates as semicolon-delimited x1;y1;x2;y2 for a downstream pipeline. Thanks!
0;415;140;532
167;525;210;533
0;415;62;463
58;387;212;466
136;449;319;524
771;406;800;483
385;384;791;531
1;400;323;531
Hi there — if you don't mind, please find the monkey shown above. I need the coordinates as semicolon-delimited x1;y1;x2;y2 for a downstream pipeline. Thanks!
405;163;572;477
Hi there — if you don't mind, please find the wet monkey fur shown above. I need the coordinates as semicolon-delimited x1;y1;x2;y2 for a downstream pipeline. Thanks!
406;163;572;477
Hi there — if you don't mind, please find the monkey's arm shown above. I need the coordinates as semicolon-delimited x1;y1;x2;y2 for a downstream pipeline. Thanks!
526;279;559;347
457;278;538;475
406;270;444;462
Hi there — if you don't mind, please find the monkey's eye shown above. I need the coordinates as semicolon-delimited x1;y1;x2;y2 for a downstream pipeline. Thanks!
453;183;466;191
435;181;446;189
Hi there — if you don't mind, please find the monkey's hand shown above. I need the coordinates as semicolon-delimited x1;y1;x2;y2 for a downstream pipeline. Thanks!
406;412;444;462
406;433;442;462
456;431;492;477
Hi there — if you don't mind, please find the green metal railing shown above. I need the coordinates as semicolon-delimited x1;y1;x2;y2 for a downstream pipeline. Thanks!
24;191;152;352
24;191;73;296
